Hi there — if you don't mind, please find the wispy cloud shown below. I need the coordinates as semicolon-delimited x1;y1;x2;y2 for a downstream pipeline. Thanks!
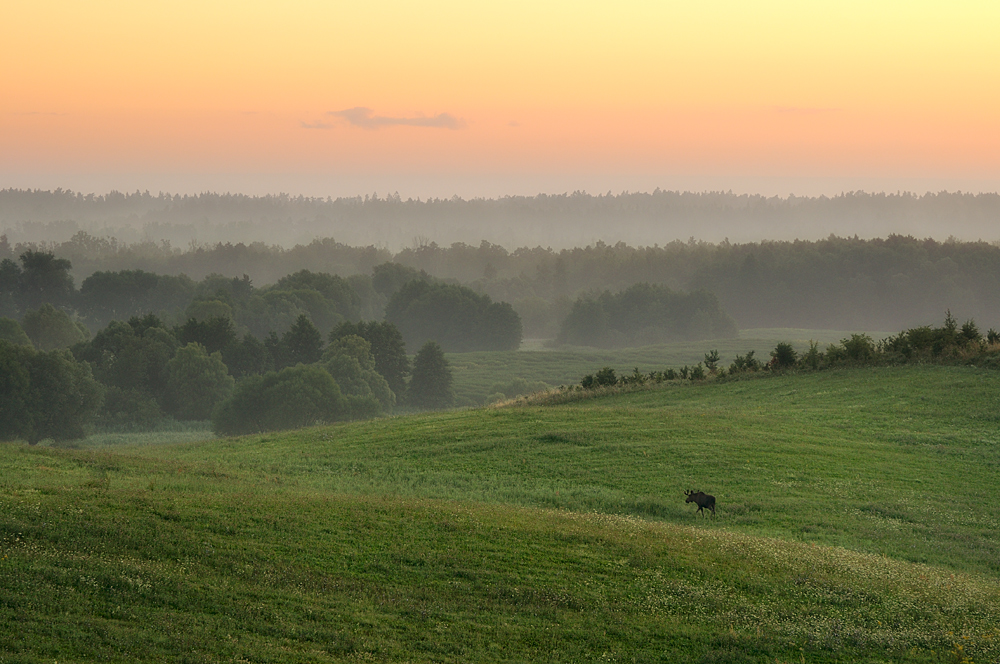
301;120;334;129
329;107;465;129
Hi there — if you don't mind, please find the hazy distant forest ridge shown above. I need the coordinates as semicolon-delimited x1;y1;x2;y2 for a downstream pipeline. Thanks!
3;187;1000;248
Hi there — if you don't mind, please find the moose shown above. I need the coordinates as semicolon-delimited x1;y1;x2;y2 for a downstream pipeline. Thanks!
684;489;716;516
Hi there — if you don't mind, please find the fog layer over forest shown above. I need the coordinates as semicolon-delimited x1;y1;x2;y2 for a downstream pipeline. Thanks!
4;188;1000;335
3;188;1000;249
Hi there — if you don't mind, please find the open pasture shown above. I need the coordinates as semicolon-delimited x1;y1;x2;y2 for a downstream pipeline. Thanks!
2;364;999;662
451;327;883;404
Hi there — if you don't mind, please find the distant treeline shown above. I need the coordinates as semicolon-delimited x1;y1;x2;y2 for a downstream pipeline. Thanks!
6;231;1000;334
557;284;736;347
3;187;1000;249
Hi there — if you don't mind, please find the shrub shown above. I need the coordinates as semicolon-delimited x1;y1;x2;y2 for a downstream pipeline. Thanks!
489;377;549;400
770;342;798;369
729;350;762;373
961;319;982;345
594;367;617;387
621;367;647;386
842;334;876;362
825;343;847;364
801;340;822;370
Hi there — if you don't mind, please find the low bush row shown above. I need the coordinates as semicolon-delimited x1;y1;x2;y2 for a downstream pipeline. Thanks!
579;311;1000;391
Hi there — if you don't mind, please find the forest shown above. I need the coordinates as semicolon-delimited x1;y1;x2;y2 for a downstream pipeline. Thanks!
4;230;1000;335
0;250;534;441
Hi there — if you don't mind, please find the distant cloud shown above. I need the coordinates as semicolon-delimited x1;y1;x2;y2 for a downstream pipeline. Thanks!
508;120;520;127
301;120;334;129
329;107;465;129
773;106;841;115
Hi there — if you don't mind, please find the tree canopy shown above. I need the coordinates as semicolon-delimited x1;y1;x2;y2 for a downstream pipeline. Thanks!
556;283;737;348
329;320;409;398
386;280;522;352
0;341;103;444
212;364;348;435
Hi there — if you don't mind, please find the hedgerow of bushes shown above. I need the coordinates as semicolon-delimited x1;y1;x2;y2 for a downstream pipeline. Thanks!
577;311;1000;392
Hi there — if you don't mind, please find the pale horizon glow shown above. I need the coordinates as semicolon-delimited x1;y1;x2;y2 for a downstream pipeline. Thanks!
3;1;999;199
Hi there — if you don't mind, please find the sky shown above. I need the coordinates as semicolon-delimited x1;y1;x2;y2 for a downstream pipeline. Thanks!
3;1;999;199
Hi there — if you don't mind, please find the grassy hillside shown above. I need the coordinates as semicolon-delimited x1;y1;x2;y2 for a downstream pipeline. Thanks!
3;365;999;662
451;328;883;404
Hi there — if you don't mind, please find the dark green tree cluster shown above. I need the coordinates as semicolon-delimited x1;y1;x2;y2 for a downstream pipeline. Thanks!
6;268;460;438
212;364;348;436
321;334;396;418
329;320;410;398
0;340;103;444
557;283;737;348
79;269;196;329
71;315;234;430
1;250;375;342
0;250;75;318
385;280;522;352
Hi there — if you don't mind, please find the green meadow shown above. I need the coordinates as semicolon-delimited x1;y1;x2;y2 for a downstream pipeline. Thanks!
451;328;883;404
3;363;1000;662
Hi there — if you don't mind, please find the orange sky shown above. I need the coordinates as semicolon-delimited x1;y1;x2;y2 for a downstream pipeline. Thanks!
3;1;999;197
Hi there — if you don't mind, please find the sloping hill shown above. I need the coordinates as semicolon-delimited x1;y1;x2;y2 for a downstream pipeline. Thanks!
3;365;999;662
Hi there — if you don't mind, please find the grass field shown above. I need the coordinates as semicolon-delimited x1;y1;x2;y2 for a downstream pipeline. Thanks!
451;328;887;404
3;364;999;662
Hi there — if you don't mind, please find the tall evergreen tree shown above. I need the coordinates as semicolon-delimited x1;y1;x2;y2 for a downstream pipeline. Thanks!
280;314;324;367
407;341;454;409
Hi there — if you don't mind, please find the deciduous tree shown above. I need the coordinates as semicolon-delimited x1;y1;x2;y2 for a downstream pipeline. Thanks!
164;342;234;420
212;364;347;435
